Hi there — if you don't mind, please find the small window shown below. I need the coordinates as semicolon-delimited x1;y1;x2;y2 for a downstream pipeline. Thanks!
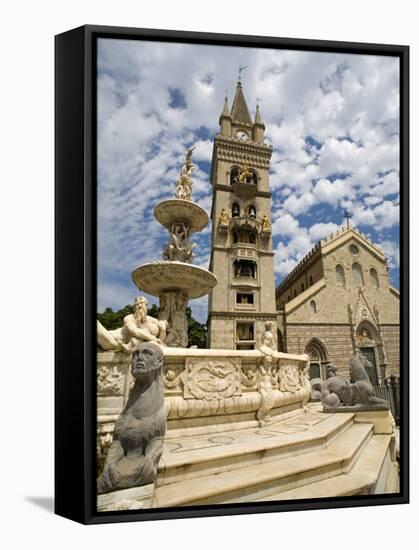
336;265;345;286
236;292;254;305
352;262;364;287
310;300;317;314
350;244;359;256
370;268;379;289
309;275;313;286
293;289;297;298
236;322;254;341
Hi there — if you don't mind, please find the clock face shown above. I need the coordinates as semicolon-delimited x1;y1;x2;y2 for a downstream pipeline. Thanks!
236;130;248;141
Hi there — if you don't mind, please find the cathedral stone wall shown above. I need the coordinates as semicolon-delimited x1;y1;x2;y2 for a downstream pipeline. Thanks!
381;325;400;377
277;256;324;307
285;324;355;379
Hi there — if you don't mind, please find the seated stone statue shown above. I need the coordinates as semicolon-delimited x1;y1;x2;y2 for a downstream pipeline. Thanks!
97;296;167;353
321;352;389;410
260;321;276;356
97;342;166;494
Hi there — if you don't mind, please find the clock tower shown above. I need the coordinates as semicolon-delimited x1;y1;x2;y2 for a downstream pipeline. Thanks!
208;80;277;349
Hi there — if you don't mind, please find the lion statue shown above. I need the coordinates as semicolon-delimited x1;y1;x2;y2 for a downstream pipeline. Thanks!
97;342;166;494
321;352;389;410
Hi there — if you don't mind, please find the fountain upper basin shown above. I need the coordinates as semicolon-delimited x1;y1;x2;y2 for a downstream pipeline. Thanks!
154;199;209;233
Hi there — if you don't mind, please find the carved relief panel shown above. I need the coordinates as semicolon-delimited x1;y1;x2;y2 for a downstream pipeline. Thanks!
183;357;242;400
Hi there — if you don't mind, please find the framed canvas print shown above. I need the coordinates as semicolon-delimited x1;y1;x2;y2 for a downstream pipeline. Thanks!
55;25;409;525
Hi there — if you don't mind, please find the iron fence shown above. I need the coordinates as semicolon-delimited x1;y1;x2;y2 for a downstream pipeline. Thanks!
373;376;400;426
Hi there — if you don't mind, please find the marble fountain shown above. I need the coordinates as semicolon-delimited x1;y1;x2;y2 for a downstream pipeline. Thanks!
96;149;398;512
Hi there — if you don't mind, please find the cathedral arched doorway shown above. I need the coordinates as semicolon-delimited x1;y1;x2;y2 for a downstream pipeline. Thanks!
305;338;329;380
355;320;385;384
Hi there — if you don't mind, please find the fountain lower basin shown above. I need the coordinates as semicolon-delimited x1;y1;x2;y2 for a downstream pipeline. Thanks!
132;261;217;299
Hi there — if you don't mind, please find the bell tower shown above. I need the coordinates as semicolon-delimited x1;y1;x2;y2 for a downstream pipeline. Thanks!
208;80;277;349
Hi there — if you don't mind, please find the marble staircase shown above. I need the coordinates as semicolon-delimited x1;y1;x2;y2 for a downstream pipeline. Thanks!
153;408;398;507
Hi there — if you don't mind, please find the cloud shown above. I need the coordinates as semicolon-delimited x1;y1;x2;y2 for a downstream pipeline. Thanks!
377;240;400;269
97;39;400;320
313;177;354;205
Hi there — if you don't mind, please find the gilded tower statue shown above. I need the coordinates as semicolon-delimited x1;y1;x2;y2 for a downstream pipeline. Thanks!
207;78;277;349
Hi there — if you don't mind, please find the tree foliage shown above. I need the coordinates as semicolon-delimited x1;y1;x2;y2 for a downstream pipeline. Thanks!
97;305;133;331
186;306;207;348
97;303;207;348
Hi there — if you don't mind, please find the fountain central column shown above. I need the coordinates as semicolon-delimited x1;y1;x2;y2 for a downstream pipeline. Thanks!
131;148;217;347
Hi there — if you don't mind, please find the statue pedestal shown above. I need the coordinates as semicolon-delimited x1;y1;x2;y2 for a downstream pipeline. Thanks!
97;483;155;512
353;409;395;434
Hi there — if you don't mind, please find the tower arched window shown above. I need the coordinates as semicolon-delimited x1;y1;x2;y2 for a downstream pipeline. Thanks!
232;202;240;218
352;262;364;287
249;169;258;186
335;264;345;286
233;259;257;279
248;204;257;218
230;166;241;185
310;300;317;314
370;268;379;289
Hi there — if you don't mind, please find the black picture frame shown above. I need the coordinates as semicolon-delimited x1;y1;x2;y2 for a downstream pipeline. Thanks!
55;24;409;525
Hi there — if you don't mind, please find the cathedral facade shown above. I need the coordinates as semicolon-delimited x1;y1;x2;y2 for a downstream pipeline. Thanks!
275;227;400;382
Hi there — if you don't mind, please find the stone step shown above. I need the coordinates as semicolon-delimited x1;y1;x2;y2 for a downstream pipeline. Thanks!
256;434;393;501
153;421;373;507
156;411;354;488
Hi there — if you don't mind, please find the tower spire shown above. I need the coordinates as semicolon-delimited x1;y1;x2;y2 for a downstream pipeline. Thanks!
252;98;265;143
222;95;229;116
230;79;253;125
255;102;263;124
219;93;232;136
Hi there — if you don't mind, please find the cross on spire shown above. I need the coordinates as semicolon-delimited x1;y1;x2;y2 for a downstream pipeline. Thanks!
238;65;248;82
343;209;352;229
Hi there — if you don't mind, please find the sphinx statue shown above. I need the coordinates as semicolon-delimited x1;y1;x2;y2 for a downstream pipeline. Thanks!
97;342;166;494
321;352;389;410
